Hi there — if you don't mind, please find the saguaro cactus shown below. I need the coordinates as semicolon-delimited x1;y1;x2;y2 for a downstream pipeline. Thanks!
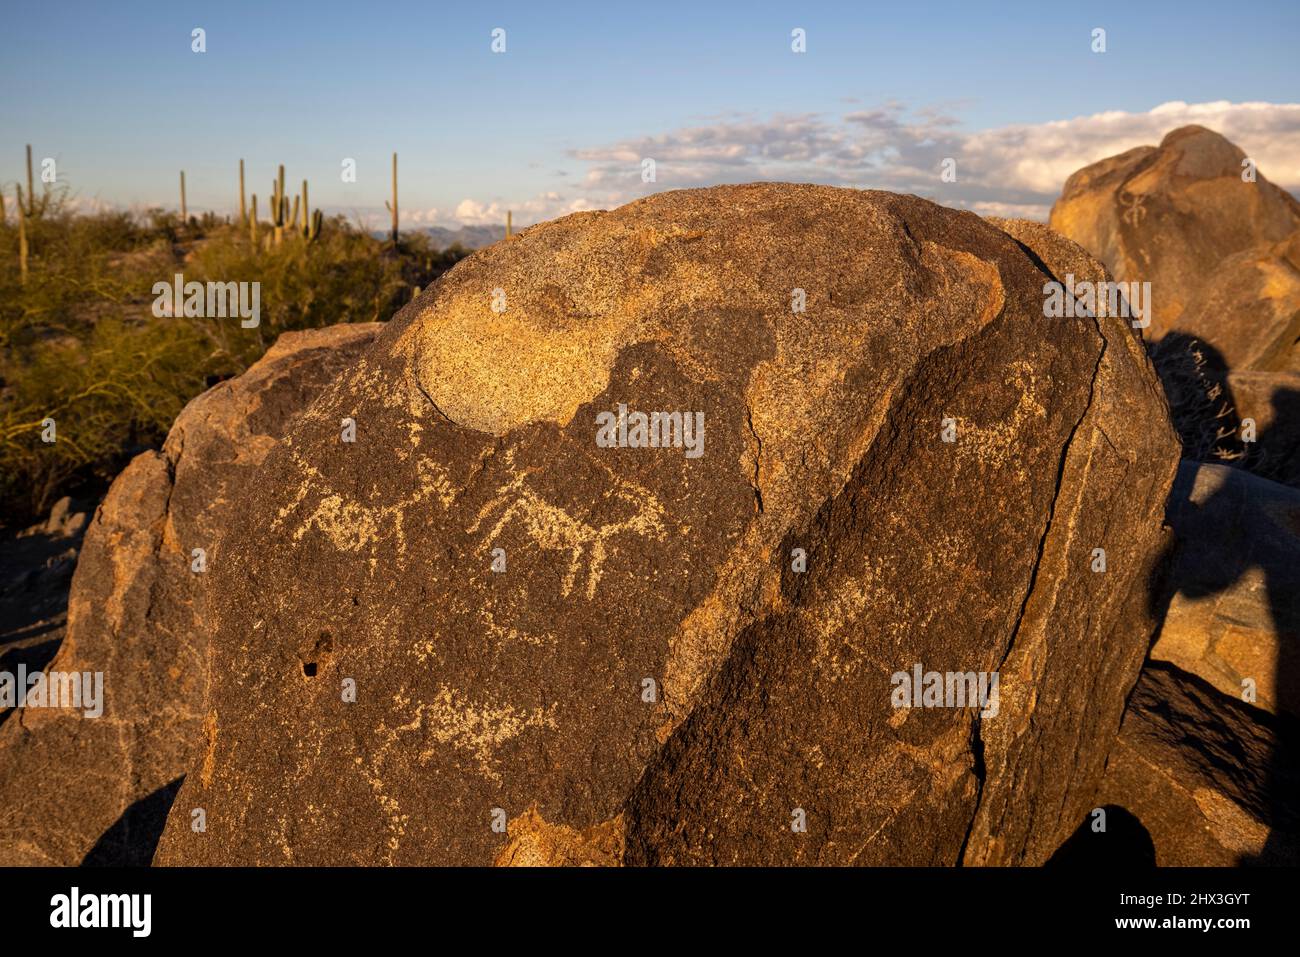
299;179;321;242
25;144;34;216
238;159;247;226
384;151;398;242
17;185;29;283
179;170;188;222
256;165;322;245
270;164;287;244
249;193;259;245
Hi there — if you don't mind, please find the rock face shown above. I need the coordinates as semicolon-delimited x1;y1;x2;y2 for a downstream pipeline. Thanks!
0;324;380;866
1174;233;1300;373
1097;459;1300;866
0;497;91;710
152;185;1179;866
1049;125;1300;353
1225;369;1300;488
1152;461;1300;720
1096;663;1300;865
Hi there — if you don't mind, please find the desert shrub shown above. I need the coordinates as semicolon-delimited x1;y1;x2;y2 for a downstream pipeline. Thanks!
1;317;212;517
0;193;173;350
0;190;470;527
183;218;405;367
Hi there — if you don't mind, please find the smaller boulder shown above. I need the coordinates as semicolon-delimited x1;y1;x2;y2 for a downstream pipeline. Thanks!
1049;125;1300;348
1153;461;1300;721
1095;663;1300;865
1225;369;1300;488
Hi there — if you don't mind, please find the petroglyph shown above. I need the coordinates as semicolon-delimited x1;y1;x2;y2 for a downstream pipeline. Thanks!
273;450;459;559
469;467;667;600
374;685;558;786
952;360;1048;468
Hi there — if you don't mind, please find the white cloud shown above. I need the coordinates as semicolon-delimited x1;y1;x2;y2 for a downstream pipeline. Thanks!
450;192;595;227
93;100;1297;231
400;207;441;226
547;100;1300;224
965;200;1056;221
64;195;122;216
958;100;1300;196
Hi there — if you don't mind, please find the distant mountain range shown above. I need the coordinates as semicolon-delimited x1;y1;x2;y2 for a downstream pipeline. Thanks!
370;224;507;249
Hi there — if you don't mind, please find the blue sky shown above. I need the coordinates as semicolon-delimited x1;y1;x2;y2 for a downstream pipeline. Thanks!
2;0;1297;226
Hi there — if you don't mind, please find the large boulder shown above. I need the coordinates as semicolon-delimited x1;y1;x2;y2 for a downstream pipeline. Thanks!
153;186;1179;867
1152;461;1300;720
1049;125;1300;356
0;324;380;865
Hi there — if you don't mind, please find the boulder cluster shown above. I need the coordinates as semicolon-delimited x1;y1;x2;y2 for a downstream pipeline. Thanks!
1;126;1294;866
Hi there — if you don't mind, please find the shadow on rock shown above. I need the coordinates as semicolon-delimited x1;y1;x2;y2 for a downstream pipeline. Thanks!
1140;344;1300;863
82;777;185;867
1046;805;1157;867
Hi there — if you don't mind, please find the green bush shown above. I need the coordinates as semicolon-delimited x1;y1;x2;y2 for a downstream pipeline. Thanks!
0;190;468;527
1;316;211;515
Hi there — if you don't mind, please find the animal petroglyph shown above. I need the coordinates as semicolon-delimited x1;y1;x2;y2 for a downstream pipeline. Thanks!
469;467;667;600
274;451;458;561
